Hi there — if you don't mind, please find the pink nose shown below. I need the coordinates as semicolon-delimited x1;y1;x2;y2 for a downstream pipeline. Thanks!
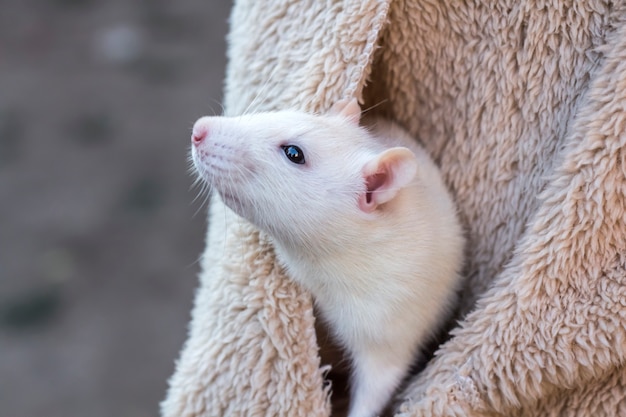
191;125;208;145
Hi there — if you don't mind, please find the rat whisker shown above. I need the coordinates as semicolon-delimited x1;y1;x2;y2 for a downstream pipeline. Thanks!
243;67;278;116
191;182;212;218
190;178;209;204
207;97;225;116
359;99;389;115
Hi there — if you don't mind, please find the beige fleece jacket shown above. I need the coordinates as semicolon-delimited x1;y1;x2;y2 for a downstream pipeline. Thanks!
162;1;626;416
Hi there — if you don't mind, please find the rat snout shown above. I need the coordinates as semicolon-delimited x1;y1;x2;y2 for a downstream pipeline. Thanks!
191;118;210;146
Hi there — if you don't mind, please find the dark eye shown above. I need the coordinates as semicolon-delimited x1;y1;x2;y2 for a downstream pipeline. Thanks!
282;145;305;164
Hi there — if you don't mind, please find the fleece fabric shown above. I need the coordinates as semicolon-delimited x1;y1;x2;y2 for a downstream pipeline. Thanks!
162;1;626;416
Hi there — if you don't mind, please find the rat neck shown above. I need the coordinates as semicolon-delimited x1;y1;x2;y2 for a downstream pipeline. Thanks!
270;213;415;299
272;238;378;297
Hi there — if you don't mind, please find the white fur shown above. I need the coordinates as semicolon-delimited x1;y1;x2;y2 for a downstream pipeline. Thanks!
191;101;464;417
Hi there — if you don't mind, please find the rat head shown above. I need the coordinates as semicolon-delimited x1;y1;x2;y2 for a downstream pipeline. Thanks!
190;99;418;252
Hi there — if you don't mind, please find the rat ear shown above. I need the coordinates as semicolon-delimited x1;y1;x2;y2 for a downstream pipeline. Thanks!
359;147;418;213
329;98;361;125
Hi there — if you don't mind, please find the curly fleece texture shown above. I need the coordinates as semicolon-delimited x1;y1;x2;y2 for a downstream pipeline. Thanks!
162;1;626;416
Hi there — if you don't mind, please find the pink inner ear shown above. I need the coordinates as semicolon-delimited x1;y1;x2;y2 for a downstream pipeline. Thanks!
365;172;386;204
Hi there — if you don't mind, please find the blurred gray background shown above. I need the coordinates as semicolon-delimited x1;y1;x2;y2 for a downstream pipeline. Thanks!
0;1;231;416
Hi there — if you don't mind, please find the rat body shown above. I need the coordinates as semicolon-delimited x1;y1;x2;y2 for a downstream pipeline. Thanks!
190;99;464;417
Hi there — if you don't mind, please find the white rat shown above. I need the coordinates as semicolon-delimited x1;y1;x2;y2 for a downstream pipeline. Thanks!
190;99;464;417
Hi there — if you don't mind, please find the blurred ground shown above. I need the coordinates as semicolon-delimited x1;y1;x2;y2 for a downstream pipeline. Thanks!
0;1;230;416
